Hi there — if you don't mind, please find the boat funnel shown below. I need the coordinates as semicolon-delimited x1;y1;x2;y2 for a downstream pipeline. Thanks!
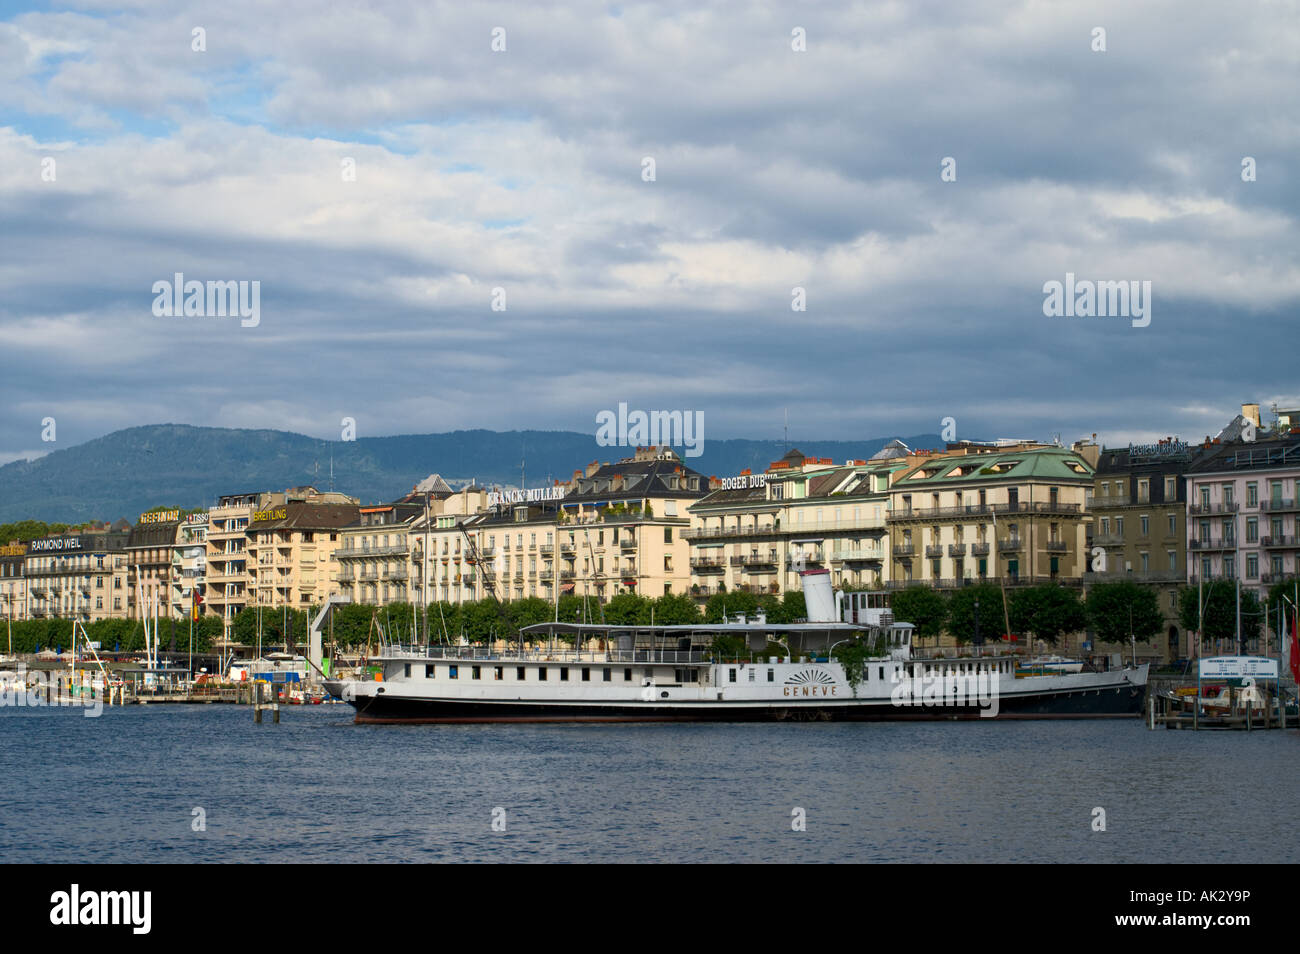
800;569;838;623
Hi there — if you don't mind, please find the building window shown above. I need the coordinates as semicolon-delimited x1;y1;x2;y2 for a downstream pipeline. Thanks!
537;667;547;681
582;667;590;682
1247;483;1258;507
624;668;632;681
516;667;526;680
603;667;611;682
1247;554;1259;579
767;669;775;683
729;668;737;683
425;665;436;678
472;666;481;680
560;668;569;681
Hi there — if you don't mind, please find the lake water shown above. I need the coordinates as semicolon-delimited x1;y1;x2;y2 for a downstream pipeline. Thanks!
2;704;1297;863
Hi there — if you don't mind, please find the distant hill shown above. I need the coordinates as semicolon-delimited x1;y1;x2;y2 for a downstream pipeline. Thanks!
0;424;944;525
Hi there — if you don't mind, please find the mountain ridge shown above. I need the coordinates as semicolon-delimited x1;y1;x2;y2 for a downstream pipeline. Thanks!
0;424;945;525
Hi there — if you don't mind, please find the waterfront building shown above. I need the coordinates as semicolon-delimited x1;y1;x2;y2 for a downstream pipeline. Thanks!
205;492;279;637
169;513;208;621
553;447;709;602
1088;437;1201;658
126;510;183;621
1;541;28;625
409;484;493;605
886;443;1096;589
23;524;130;623
335;501;424;607
245;487;359;612
1185;406;1300;604
686;445;915;602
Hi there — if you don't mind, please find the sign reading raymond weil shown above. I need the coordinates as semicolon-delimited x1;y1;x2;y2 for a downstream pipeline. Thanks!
30;536;83;553
1198;656;1280;680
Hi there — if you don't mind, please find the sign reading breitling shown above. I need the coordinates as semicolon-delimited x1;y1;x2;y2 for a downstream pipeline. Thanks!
487;487;568;508
252;507;288;522
0;544;27;556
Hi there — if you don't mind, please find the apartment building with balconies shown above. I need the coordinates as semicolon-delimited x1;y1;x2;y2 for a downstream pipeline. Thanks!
205;491;279;637
1;542;28;625
686;443;916;601
887;444;1095;589
1089;438;1202;657
23;524;130;623
1185;418;1300;601
553;447;708;602
169;514;208;621
336;502;424;606
245;487;359;612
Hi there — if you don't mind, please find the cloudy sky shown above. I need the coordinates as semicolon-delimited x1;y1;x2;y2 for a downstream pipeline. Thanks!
0;0;1296;465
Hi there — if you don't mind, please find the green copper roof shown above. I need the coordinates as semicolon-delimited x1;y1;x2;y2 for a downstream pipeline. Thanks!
894;448;1094;486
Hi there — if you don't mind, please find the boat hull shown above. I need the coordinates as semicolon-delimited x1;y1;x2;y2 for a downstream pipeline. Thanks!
344;679;1148;724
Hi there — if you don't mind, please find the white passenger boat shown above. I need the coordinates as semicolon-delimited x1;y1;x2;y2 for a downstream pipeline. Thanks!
329;571;1149;723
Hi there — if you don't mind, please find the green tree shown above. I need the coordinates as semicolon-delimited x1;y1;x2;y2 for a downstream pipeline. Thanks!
506;596;555;632
704;590;758;623
945;584;1005;645
1009;584;1086;646
1086;581;1164;647
1178;581;1261;649
889;586;948;646
781;590;806;622
652;592;700;625
604;592;652;625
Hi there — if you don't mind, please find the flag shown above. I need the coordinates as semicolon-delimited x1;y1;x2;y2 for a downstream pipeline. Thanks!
191;588;203;622
1289;610;1300;686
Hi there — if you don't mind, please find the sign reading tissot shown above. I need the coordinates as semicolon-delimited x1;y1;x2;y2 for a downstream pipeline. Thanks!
488;487;568;508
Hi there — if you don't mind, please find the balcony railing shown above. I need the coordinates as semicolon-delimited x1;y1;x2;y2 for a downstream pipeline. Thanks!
1045;541;1068;553
1189;538;1235;551
831;547;884;562
998;538;1022;551
947;544;967;557
889;501;1082;521
892;545;915;557
1261;498;1299;513
683;526;779;540
1190;502;1239;515
970;543;990;556
1262;535;1300;549
924;545;943;558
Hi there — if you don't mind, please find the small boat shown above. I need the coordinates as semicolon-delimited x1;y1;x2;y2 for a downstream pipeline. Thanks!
1016;655;1084;676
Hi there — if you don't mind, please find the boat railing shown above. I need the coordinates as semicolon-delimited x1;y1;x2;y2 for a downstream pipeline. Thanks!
375;644;709;665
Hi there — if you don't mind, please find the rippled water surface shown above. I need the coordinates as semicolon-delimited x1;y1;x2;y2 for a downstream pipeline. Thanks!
2;704;1297;863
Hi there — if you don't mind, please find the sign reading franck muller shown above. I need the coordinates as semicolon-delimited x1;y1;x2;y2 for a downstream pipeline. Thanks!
488;487;568;508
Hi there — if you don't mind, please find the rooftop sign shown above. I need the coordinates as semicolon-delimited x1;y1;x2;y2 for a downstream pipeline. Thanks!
252;507;289;522
1128;440;1189;462
488;487;567;508
30;537;83;553
719;474;768;490
139;509;180;524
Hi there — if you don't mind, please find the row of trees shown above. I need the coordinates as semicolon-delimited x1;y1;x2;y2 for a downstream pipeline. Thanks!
5;576;1294;657
1;615;224;655
889;577;1300;649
